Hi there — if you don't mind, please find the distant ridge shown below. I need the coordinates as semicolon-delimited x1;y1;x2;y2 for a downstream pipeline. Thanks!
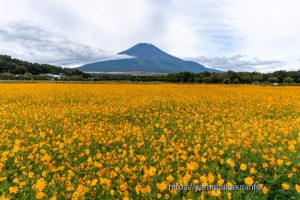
0;55;82;75
79;43;221;73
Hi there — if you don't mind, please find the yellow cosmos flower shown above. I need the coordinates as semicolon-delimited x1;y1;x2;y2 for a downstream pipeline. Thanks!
277;159;283;166
33;178;47;191
28;172;34;179
135;184;142;194
36;192;46;199
186;162;198;171
110;171;118;178
9;187;19;194
240;163;247;171
207;173;215;184
0;177;7;182
226;158;235;168
281;183;290;190
156;182;167;192
227;192;232;199
295;184;300;193
250;167;256;174
110;189;115;195
166;175;174;182
244;177;254;185
262;187;268;194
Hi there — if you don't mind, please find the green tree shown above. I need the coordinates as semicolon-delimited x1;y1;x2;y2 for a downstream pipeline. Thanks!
223;78;230;84
24;72;33;78
268;76;278;83
15;66;27;74
0;72;14;80
283;77;294;84
233;78;239;84
82;73;91;79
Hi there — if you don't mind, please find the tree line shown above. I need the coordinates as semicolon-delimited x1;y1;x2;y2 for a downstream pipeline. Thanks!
90;70;300;84
0;55;83;76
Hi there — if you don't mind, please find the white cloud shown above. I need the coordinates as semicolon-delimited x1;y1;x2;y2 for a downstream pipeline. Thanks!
187;55;285;72
0;22;131;67
226;0;300;60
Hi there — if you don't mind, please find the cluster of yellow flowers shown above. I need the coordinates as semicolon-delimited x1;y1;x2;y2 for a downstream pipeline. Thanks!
0;83;299;199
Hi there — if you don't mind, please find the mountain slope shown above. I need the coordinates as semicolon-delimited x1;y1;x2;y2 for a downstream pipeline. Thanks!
79;43;220;73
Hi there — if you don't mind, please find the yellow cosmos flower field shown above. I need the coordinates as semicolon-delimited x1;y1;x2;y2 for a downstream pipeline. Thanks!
0;83;299;199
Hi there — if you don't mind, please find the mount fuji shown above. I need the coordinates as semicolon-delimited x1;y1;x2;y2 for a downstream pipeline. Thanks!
79;43;220;73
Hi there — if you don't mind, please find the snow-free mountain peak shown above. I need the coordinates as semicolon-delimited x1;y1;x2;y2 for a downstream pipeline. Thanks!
79;43;221;73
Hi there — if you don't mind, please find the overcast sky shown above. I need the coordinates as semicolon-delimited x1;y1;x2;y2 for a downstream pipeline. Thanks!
1;0;300;72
